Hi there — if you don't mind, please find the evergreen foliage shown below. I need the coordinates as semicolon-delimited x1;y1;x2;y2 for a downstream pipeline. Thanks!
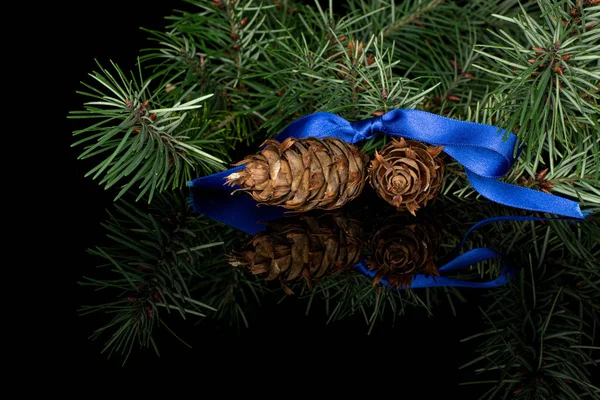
70;0;598;394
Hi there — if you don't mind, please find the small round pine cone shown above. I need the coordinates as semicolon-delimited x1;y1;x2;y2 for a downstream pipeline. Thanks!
367;216;440;288
226;137;368;212
228;213;364;294
368;138;444;215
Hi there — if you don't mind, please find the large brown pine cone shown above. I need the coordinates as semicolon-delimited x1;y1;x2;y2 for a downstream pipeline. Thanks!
367;216;440;288
228;213;364;294
368;138;444;215
226;137;368;212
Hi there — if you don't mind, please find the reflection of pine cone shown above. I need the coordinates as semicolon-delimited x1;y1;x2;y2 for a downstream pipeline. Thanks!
367;216;440;288
226;137;368;211
228;213;364;294
368;138;444;215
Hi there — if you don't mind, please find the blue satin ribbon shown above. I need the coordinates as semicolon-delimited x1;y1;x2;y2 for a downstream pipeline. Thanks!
189;109;586;234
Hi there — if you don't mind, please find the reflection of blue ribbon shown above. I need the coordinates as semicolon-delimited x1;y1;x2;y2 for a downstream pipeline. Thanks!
356;214;592;289
189;109;586;234
355;248;512;289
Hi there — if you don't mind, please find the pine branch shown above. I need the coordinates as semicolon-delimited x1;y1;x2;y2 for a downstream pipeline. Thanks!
472;0;600;169
141;0;279;89
70;60;227;203
79;191;239;363
248;30;430;136
460;267;599;398
139;0;305;154
459;203;600;399
342;0;533;117
70;1;600;372
294;271;471;334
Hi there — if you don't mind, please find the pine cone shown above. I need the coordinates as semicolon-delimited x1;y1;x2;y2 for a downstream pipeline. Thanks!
368;138;444;215
367;216;440;288
228;213;364;294
226;137;368;211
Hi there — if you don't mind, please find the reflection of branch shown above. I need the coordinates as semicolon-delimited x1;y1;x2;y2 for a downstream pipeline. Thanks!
382;0;445;37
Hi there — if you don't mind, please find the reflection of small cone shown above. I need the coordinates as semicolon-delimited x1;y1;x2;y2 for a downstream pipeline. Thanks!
368;138;444;215
228;213;364;294
226;137;368;211
367;215;441;288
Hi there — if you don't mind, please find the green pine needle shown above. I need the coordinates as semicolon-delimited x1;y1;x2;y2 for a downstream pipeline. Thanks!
70;60;226;203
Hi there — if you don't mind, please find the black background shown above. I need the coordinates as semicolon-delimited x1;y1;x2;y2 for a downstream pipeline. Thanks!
50;1;486;392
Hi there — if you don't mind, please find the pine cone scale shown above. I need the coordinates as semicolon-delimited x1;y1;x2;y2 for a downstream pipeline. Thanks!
267;259;282;280
284;146;303;192
286;170;310;207
329;142;349;188
309;170;324;191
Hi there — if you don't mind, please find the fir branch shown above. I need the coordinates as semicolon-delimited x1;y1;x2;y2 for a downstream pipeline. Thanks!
141;0;279;97
248;29;428;135
461;270;599;398
70;60;227;202
79;191;237;363
459;206;600;398
140;0;293;152
512;134;600;208
296;272;466;334
472;0;600;169
344;0;525;116
71;1;600;373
